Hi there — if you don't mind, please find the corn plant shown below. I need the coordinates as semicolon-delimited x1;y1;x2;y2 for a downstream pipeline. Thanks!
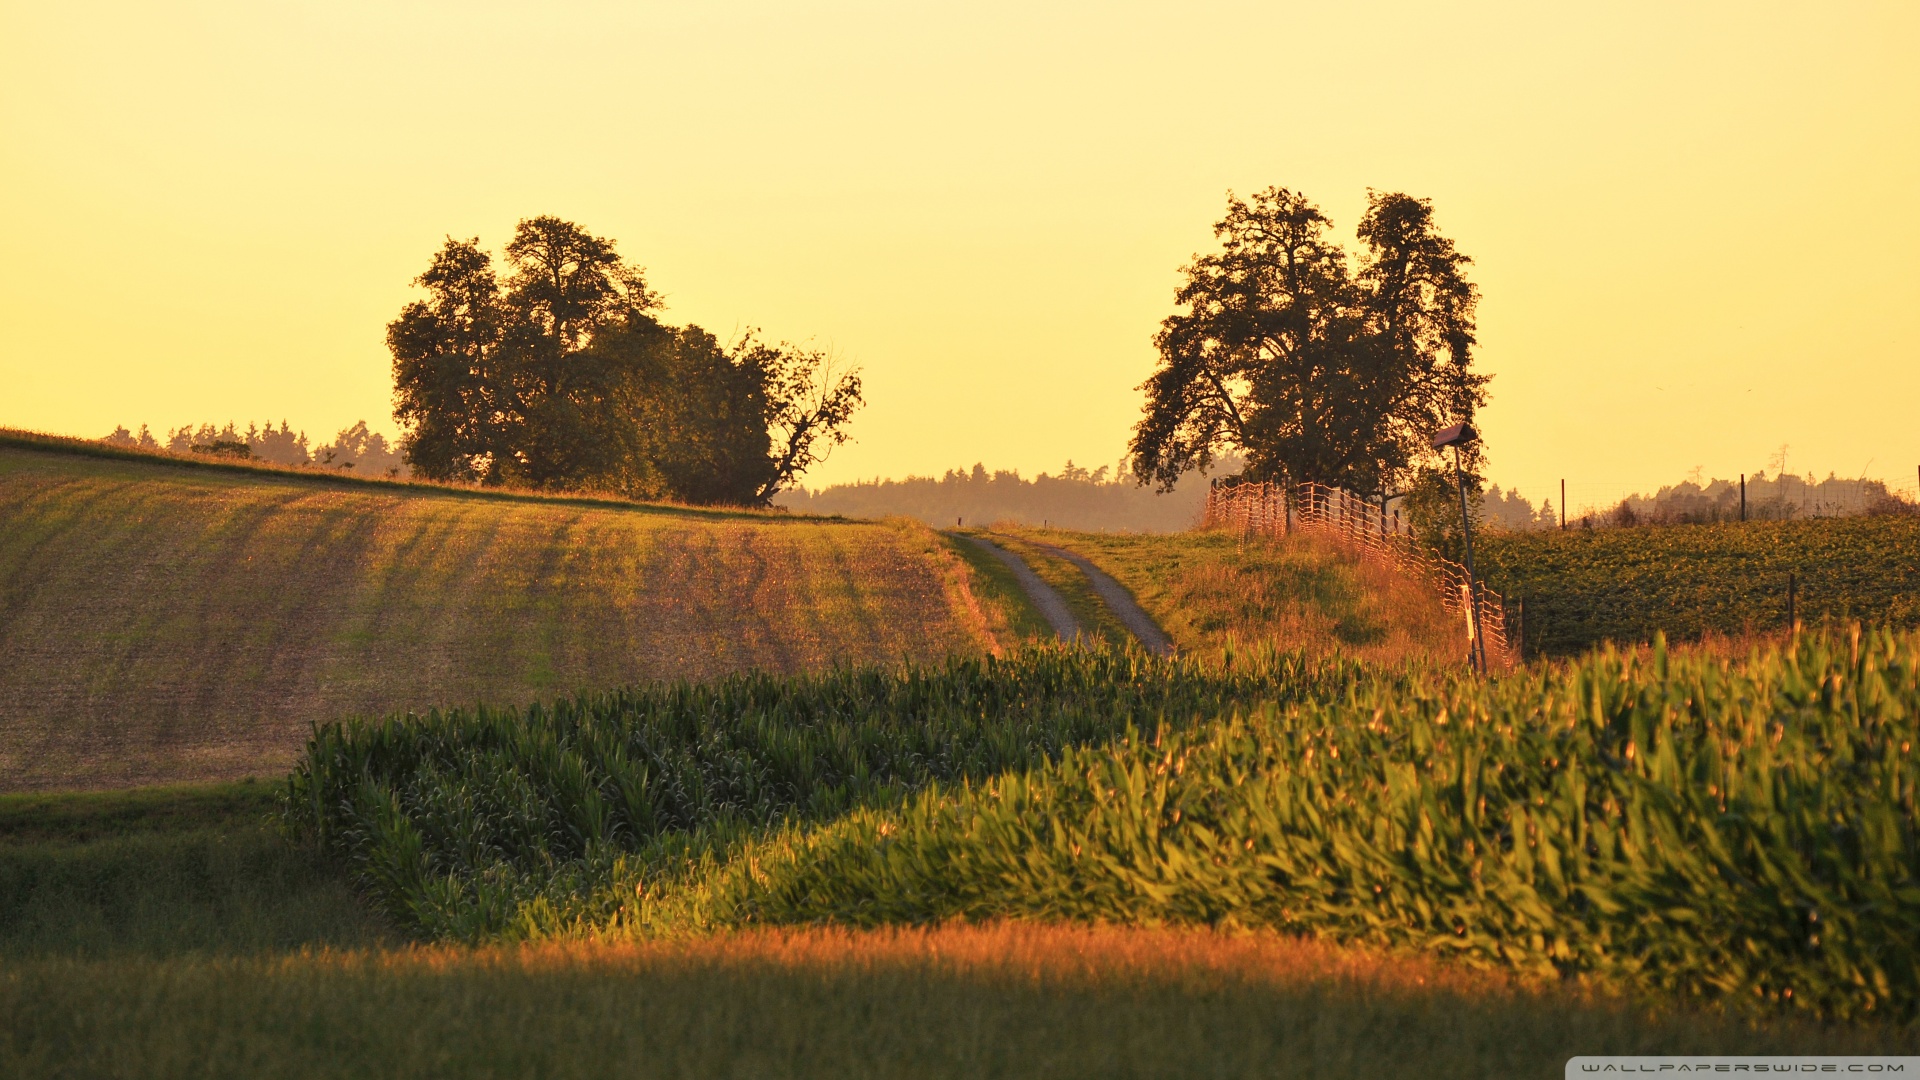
613;626;1919;1022
283;644;1360;938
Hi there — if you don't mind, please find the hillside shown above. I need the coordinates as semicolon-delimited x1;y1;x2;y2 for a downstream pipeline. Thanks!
990;527;1463;666
0;440;999;791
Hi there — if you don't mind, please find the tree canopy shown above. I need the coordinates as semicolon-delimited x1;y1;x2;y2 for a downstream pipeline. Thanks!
389;217;861;505
1130;188;1488;501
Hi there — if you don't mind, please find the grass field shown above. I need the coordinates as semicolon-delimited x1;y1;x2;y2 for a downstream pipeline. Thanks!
0;442;1003;792
0;782;393;959
4;783;1897;1079
1477;516;1920;655
998;527;1463;664
9;926;1891;1080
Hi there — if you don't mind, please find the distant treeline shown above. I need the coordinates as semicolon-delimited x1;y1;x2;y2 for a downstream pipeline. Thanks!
1477;472;1915;532
775;461;1214;532
103;421;408;478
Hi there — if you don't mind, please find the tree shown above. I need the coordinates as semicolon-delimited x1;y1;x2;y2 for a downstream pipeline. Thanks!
635;329;865;506
502;216;664;492
390;218;662;493
388;237;515;483
749;338;864;504
1352;192;1486;496
638;326;777;505
388;217;862;504
1130;187;1488;501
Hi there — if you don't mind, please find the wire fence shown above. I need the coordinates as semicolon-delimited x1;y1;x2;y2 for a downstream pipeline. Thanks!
1203;480;1517;671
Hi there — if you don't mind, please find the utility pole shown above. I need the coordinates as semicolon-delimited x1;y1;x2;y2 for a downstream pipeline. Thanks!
1432;423;1485;674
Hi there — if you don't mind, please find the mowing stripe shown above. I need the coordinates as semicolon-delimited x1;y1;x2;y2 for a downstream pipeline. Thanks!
959;536;1081;641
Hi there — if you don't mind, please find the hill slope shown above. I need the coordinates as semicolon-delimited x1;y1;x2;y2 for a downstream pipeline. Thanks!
0;443;997;791
993;527;1463;666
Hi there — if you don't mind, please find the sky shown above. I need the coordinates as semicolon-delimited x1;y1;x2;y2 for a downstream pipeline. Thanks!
2;0;1916;514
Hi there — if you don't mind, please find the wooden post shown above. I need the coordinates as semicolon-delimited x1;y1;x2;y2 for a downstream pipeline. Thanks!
1516;596;1526;661
1560;479;1566;531
1740;474;1746;522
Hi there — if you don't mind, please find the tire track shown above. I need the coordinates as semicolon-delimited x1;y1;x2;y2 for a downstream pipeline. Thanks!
959;535;1081;642
1021;539;1176;656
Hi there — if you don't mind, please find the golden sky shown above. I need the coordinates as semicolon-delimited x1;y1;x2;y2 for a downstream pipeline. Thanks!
3;1;1915;512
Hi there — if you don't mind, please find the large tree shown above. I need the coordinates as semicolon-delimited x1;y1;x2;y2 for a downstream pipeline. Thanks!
389;216;861;505
386;237;515;484
1130;188;1488;499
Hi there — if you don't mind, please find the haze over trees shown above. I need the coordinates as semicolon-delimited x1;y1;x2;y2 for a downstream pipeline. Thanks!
389;216;861;505
104;420;407;476
776;460;1215;532
1130;187;1488;544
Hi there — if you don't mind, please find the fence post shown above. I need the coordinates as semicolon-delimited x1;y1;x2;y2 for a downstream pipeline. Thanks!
1515;596;1525;662
1461;582;1478;665
1560;479;1566;531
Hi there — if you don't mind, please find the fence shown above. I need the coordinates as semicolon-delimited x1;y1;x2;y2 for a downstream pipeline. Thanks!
1203;479;1517;671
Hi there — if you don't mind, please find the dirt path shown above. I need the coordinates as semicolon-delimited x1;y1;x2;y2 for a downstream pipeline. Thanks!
1022;540;1176;656
960;536;1081;641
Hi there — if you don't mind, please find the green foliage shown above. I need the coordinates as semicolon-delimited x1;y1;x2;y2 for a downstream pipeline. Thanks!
628;627;1920;1022
1477;516;1920;655
388;217;861;505
282;647;1357;940
0;783;391;958
1131;187;1487;498
289;630;1920;1023
1403;462;1484;565
627;325;765;504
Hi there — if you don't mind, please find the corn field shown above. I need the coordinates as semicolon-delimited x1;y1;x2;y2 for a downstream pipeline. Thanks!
282;646;1357;940
1205;480;1516;668
621;625;1920;1022
285;629;1920;1022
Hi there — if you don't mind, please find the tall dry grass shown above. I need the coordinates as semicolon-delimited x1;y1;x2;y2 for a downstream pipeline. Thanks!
1018;527;1466;667
4;924;1892;1079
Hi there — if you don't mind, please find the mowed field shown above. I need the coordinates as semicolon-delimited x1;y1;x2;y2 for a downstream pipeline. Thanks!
0;442;995;791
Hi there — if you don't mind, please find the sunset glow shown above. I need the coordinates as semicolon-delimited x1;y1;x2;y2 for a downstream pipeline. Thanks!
2;1;1915;511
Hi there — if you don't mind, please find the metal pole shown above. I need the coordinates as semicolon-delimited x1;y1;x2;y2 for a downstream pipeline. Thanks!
1454;446;1484;674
